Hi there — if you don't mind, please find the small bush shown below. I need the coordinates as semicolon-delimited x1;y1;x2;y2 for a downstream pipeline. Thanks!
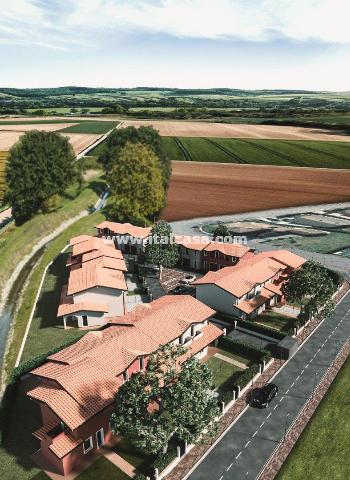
236;318;285;340
134;474;147;480
151;448;177;473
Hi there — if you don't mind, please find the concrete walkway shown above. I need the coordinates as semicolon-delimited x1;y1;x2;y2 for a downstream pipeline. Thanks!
101;447;136;478
214;353;248;370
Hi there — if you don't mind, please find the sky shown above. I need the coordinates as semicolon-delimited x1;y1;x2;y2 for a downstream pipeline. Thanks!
0;0;349;90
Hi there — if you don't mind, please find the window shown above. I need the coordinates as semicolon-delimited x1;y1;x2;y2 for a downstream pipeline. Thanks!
83;436;93;454
139;356;145;370
123;370;129;382
191;325;196;337
96;428;104;448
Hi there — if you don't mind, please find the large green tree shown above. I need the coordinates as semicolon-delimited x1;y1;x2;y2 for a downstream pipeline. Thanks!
212;223;230;240
110;344;218;454
99;125;171;187
5;130;77;223
282;260;338;310
145;220;180;278
108;142;165;224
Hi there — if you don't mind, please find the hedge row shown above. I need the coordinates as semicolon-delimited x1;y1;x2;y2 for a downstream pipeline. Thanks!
0;337;80;444
151;448;177;473
218;336;271;363
236;319;285;340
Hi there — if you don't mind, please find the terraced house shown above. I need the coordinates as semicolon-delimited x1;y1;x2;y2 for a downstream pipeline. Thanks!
96;221;151;255
26;295;223;476
58;235;128;328
176;236;255;272
193;250;306;319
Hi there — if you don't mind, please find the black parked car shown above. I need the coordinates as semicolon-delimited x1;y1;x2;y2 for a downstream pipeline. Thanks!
170;285;196;296
252;383;278;408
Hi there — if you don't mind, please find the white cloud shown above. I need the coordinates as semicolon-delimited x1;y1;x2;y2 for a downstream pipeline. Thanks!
1;0;350;49
65;0;350;44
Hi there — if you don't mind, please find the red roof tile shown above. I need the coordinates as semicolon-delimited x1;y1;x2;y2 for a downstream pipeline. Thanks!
194;257;283;297
57;302;109;317
96;221;151;239
67;263;127;295
257;250;306;269
49;432;83;459
29;296;219;429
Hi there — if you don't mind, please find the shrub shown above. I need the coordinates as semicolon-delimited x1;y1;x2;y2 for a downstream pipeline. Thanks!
218;336;271;363
134;474;147;480
236;319;285;340
151;448;177;473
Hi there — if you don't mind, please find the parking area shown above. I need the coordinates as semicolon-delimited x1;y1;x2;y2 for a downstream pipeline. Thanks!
160;267;202;294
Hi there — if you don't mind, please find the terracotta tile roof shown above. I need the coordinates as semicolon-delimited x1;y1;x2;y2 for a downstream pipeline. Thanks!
96;221;151;239
175;235;209;252
81;255;127;272
105;304;152;326
204;241;250;258
264;282;283;296
72;237;114;257
27;385;90;430
175;236;251;257
236;288;275;315
69;235;92;246
33;421;58;441
57;302;109;317
82;246;124;262
182;323;223;361
29;296;218;430
194;257;283;298
257;250;306;269
49;432;83;459
67;263;127;295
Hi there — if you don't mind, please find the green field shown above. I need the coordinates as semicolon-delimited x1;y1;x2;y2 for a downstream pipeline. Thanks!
58;120;120;134
277;354;350;480
163;137;350;169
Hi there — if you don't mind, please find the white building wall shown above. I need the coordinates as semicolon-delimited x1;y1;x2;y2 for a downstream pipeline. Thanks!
196;284;244;318
74;286;125;316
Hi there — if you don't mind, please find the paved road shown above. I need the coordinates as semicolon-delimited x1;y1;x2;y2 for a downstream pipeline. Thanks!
187;291;350;480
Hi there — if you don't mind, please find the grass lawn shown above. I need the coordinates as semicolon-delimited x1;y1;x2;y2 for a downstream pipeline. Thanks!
277;354;350;480
113;439;155;475
0;173;105;301
20;251;86;363
254;310;293;332
206;356;243;390
215;347;252;366
267;230;350;254
4;210;106;378
75;457;131;480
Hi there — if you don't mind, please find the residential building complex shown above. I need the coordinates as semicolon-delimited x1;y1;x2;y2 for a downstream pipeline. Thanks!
96;221;151;255
194;250;306;319
26;295;222;476
58;235;128;328
175;236;255;272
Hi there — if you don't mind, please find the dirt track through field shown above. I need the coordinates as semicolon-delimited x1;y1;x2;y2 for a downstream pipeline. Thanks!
123;120;350;142
162;161;349;221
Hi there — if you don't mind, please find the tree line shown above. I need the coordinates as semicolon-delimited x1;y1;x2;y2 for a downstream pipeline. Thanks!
5;125;170;226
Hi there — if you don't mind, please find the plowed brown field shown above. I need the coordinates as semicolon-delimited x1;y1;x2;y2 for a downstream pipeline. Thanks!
122;120;350;142
162;161;349;221
0;123;74;132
